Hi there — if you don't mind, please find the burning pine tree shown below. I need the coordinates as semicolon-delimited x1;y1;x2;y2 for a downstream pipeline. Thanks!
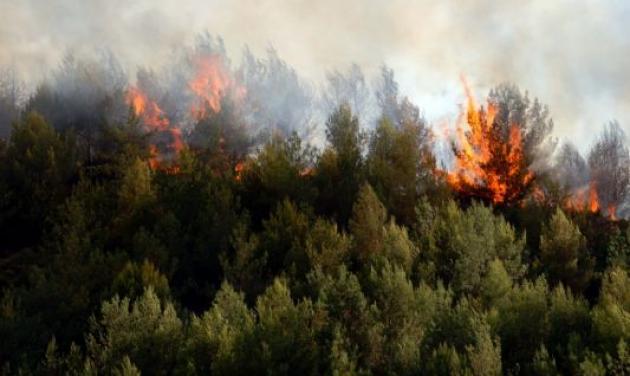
125;49;246;170
447;79;554;205
125;85;184;169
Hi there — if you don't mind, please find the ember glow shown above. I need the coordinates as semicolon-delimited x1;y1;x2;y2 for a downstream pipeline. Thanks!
234;161;245;181
446;77;533;204
608;205;618;220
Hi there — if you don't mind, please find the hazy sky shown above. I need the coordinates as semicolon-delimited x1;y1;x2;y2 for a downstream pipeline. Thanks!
1;0;629;150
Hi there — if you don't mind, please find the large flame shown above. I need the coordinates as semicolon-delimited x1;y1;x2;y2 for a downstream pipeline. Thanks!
447;77;533;204
188;54;245;119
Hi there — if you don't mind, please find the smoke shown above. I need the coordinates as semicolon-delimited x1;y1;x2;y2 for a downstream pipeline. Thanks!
1;0;630;148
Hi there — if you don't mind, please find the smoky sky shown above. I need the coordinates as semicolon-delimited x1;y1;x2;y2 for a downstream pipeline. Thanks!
1;0;629;150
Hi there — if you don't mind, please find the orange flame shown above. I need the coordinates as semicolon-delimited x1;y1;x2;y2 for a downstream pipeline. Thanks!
148;145;159;170
589;182;599;213
607;205;618;220
234;161;245;181
300;167;314;177
169;128;185;155
446;77;533;204
563;181;621;220
126;86;170;132
188;55;246;119
564;182;600;214
126;86;184;169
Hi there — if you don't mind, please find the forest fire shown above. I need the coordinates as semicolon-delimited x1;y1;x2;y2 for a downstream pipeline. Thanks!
562;182;620;220
125;54;246;169
565;182;600;213
5;6;630;370
608;205;618;220
446;78;533;204
126;86;169;132
189;54;245;119
125;86;184;169
234;161;245;181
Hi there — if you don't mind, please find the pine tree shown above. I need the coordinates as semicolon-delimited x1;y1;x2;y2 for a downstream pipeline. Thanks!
539;208;593;292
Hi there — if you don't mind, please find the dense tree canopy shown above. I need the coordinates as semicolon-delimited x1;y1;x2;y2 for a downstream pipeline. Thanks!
0;57;629;375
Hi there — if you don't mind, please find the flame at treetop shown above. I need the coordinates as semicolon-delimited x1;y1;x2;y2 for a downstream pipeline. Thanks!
126;86;184;169
446;77;533;204
126;86;169;132
188;54;246;120
125;54;248;173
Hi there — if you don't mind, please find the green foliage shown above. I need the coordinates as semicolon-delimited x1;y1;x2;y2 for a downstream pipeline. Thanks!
86;287;183;375
220;222;266;299
422;343;469;376
0;112;77;248
591;267;630;355
424;297;486;355
348;183;418;274
260;199;312;294
308;266;383;371
201;279;321;375
1;179;120;365
113;356;142;376
325;104;363;172
598;266;630;311
366;262;425;373
118;158;154;212
532;345;560;376
466;321;502;376
366;117;434;226
349;183;387;264
188;282;254;374
548;284;591;373
240;132;316;218
381;220;417;275
261;199;310;275
0;105;628;375
111;260;170;301
494;278;550;373
150;153;244;310
539;208;594;292
316;104;365;224
305;218;351;276
579;352;606;376
480;259;512;308
329;327;361;376
417;200;525;295
248;279;320;375
606;225;630;268
605;340;630;375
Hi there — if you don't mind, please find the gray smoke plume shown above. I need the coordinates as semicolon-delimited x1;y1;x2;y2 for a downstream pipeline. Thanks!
1;0;629;150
